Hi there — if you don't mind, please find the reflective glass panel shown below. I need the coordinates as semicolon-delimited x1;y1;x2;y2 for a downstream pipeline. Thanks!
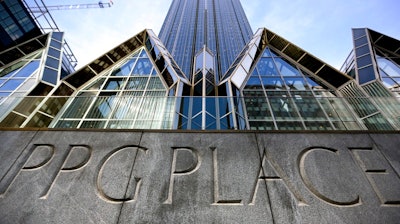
103;78;125;90
42;68;58;84
86;95;116;119
377;57;400;78
139;49;148;58
292;92;326;120
267;91;299;119
357;54;372;68
111;58;136;76
262;47;272;57
125;77;148;90
244;94;272;120
0;60;28;78
13;60;40;77
85;78;106;91
382;77;396;88
245;77;262;89
45;57;59;69
354;36;368;47
195;52;204;72
147;77;165;90
0;79;24;90
353;29;366;39
48;47;61;59
50;40;62;49
132;58;153;75
61;97;94;118
54;120;80;128
284;77;309;91
355;44;370;56
261;77;284;90
249;121;276;130
358;66;376;84
80;120;106;129
256;58;278;76
274;57;301;76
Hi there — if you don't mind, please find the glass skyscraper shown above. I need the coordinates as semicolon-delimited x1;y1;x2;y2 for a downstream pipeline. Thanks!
0;0;400;131
159;0;253;82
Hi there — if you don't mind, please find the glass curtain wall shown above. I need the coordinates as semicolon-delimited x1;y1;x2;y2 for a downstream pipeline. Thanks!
242;47;357;130
159;0;253;80
53;47;175;129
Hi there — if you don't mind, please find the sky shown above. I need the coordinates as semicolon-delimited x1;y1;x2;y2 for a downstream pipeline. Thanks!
44;0;400;70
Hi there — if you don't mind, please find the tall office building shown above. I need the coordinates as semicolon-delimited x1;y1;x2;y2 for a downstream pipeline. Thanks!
159;0;253;82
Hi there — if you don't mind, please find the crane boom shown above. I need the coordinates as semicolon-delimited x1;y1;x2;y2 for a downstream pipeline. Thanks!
29;1;113;13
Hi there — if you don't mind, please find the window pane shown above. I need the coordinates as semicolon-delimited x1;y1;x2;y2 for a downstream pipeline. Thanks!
13;60;40;77
0;79;24;90
48;47;61;59
355;44;370;56
111;58;136;76
353;29;366;39
42;67;58;84
125;77;148;90
45;57;60;69
377;57;400;77
256;58;278;76
274;57;301;76
86;96;116;119
245;77;262;89
80;120;106;129
358;66;376;84
0;60;27;78
261;77;284;90
132;58;153;75
354;36;368;47
267;91;299;120
357;54;372;68
382;77;396;88
284;77;309;90
103;78;125;90
147;77;165;90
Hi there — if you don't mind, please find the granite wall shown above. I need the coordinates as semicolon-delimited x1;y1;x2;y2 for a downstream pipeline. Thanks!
0;130;399;223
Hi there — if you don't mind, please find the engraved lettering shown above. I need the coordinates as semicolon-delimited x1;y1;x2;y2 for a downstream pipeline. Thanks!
250;149;308;206
350;147;400;206
298;147;361;207
211;147;242;205
0;144;54;198
96;145;147;204
40;145;92;199
163;147;201;204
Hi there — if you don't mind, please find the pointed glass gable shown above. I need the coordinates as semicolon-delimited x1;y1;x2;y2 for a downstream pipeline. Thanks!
220;28;368;131
242;47;341;130
53;47;175;129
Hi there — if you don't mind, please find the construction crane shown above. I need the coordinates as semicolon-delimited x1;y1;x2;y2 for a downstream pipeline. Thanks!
28;1;114;13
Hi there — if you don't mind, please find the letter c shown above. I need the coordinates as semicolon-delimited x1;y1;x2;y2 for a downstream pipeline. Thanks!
298;147;361;207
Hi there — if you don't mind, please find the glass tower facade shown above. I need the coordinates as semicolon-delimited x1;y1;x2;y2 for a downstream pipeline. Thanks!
159;0;253;83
